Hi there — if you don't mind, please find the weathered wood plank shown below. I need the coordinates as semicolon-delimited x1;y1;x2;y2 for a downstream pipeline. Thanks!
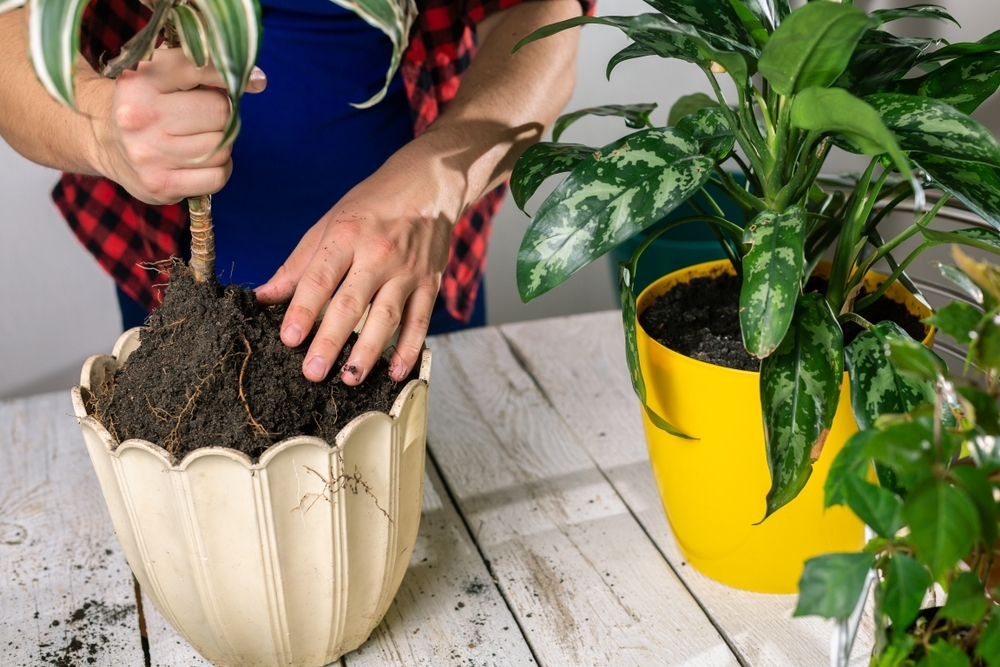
425;329;742;666
142;457;536;667
0;392;146;667
501;311;876;667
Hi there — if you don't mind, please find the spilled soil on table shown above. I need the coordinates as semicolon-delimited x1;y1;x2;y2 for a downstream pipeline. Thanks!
91;264;415;460
639;271;926;372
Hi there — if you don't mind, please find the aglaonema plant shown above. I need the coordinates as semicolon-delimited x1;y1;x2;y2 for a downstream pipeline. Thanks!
510;0;1000;519
796;249;1000;667
1;0;414;281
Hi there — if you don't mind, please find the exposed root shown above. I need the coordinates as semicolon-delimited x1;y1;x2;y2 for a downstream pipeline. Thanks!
239;336;268;438
164;353;229;454
294;456;392;523
145;396;171;423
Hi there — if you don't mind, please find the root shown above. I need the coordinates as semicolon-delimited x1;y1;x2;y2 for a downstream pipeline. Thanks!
294;456;392;522
238;336;268;438
164;353;229;454
145;396;171;423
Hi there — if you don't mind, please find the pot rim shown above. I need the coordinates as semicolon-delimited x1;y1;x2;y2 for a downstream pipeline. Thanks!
71;327;432;470
635;258;935;377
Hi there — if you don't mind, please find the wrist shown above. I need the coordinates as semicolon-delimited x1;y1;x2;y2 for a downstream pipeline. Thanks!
75;69;114;178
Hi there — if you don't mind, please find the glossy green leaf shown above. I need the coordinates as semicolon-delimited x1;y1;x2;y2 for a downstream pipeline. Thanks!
863;419;937;488
758;1;871;96
917;29;1000;64
976;612;1000;667
514;15;631;54
866;94;1000;168
922;640;972;667
845;321;935;431
739;0;788;30
937;262;985;305
171;5;210;69
887;53;1000;115
27;0;104;107
922;228;1000;259
791;88;921;208
882;553;931;631
941;572;988;625
950;465;999;547
675;107;735;160
641;0;758;55
552;104;657;142
904;478;980;582
740;206;805;358
760;292;844;517
190;0;262;148
517;128;714;302
627;14;752;84
510;143;596;213
884;334;946;383
794;552;874;619
842;475;904;538
871;5;957;26
726;0;768;47
100;0;173;78
619;263;692;439
667;93;719;127
836;32;937;98
333;0;416;108
924;301;984;345
825;430;873;508
606;42;658;80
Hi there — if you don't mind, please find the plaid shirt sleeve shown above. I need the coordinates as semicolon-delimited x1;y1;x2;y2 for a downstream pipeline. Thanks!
54;0;596;320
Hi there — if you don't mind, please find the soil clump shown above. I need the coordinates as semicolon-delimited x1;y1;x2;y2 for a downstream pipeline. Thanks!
639;271;927;372
92;265;413;460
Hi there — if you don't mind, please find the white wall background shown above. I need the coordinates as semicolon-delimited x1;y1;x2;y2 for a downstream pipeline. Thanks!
2;0;997;399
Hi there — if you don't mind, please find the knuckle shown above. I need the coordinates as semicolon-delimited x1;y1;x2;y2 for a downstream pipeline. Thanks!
331;292;366;320
302;269;337;296
370;302;402;329
114;103;153;133
366;235;399;263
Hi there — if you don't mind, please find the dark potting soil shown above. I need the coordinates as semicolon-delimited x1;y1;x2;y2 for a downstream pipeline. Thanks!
92;266;414;460
639;272;927;372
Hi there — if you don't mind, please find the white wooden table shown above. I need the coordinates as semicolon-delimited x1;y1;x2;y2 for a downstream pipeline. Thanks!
1;311;874;666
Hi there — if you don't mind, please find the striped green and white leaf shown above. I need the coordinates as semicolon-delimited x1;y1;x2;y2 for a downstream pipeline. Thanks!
332;0;416;108
740;206;806;358
606;42;658;79
866;93;1000;168
628;13;751;84
619;262;693;439
871;4;957;26
791;87;923;209
667;92;720;126
552;103;657;142
760;291;844;518
921;227;1000;256
517;127;714;302
675;107;734;160
836;31;938;98
915;154;1000;230
0;0;26;13
845;321;934;431
887;52;1000;114
758;0;872;96
510;142;596;212
101;0;173;78
171;4;210;69
27;0;102;108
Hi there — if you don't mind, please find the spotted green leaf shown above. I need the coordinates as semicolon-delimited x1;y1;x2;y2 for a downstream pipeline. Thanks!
758;1;871;96
791;88;922;209
884;334;945;383
841;475;904;538
915;154;1000;230
881;553;931;631
606;43;658;80
917;29;1000;65
517;128;714;302
619;262;693;439
760;292;844;518
866;93;1000;168
836;32;938;98
27;0;105;108
845;321;935;431
871;4;957;26
510;143;596;213
641;0;758;55
667;93;719;127
921;227;1000;257
0;0;26;12
101;0;173;78
626;14;752;85
740;206;805;358
333;0;416;108
675;107;735;160
887;53;1000;115
904;478;980;582
552;104;657;142
726;0;768;48
171;5;210;69
794;552;874;619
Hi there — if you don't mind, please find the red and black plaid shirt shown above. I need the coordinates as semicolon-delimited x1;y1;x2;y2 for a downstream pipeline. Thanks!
53;0;595;322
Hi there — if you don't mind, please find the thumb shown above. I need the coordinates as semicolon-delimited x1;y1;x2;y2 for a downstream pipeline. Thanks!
246;66;267;94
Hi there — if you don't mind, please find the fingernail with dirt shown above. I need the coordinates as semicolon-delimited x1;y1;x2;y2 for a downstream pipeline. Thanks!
390;359;408;381
342;362;364;384
305;356;327;380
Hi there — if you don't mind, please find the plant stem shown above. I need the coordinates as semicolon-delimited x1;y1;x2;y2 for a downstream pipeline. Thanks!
839;312;873;331
862;190;912;237
715;167;765;215
706;69;767;178
828;157;880;313
854;242;931;311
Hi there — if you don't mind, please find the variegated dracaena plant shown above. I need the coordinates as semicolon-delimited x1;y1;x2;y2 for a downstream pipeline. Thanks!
511;0;1000;519
1;0;415;280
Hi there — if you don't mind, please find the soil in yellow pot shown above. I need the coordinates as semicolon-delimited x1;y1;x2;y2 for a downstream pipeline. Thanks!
636;259;932;593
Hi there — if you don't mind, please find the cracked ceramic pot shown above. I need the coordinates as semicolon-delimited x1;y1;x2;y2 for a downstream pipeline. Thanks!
71;327;430;667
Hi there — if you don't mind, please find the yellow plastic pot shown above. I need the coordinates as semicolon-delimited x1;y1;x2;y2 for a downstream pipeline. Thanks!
636;259;932;593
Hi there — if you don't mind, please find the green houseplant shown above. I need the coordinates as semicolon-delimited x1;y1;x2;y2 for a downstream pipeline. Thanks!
509;0;1000;589
797;249;1000;667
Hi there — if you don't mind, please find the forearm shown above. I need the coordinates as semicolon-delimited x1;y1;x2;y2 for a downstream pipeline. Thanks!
0;9;109;175
408;0;582;220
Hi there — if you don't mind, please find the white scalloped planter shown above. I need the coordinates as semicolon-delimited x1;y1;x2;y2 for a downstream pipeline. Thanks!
71;328;430;667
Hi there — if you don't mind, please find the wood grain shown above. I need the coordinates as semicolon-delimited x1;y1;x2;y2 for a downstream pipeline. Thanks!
425;329;742;666
0;392;146;667
500;311;876;667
